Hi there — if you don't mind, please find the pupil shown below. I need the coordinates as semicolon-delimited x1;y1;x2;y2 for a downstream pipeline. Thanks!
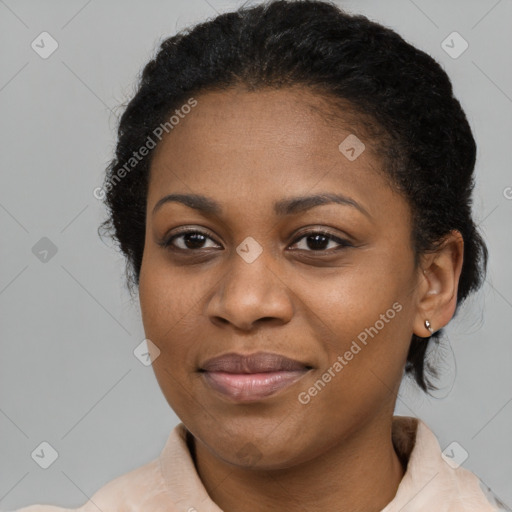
307;234;328;250
185;233;206;249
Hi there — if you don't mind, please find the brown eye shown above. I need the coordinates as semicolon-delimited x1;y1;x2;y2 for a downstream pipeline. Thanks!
290;230;352;252
159;229;220;251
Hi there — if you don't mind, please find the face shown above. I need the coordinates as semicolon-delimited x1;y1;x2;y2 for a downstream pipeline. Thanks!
139;87;422;469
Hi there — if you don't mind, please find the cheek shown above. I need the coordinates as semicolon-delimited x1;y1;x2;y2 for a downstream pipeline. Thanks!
308;266;412;393
139;255;202;338
139;264;202;416
139;260;213;395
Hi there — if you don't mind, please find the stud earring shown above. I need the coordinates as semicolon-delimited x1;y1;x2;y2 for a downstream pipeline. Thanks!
424;319;434;335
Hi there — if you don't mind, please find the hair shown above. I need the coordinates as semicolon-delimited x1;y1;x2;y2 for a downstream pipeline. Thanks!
98;0;488;393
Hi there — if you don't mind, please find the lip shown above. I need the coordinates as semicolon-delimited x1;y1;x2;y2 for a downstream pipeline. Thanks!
199;352;312;403
200;352;310;373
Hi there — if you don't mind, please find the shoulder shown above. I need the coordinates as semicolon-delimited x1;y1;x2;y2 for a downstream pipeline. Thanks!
14;457;173;512
446;467;512;512
389;416;510;511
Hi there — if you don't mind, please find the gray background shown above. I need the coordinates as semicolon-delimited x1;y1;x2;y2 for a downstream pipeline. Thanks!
1;0;511;509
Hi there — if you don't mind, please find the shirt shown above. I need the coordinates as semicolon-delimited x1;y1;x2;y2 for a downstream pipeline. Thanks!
13;415;511;511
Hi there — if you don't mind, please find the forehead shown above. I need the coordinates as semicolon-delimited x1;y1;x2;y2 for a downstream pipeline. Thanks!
160;87;364;150
146;87;401;225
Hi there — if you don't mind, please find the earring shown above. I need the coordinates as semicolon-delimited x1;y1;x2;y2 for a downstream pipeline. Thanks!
424;319;434;335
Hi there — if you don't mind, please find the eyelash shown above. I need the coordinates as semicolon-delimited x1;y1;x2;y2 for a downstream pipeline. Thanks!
159;228;353;254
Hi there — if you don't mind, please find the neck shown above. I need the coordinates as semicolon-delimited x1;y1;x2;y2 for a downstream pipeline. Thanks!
191;415;406;512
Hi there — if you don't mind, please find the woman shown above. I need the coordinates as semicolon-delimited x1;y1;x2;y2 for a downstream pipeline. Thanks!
16;0;509;510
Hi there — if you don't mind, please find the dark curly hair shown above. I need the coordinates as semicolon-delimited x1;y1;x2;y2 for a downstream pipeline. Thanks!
98;0;488;393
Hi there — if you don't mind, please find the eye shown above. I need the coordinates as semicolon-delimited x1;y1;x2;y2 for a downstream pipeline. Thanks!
290;230;352;252
159;228;352;253
159;229;220;251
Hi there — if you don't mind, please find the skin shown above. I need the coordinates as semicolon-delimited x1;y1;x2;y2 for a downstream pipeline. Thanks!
138;86;463;512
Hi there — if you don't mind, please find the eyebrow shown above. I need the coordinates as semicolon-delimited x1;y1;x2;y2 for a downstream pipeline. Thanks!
152;192;370;218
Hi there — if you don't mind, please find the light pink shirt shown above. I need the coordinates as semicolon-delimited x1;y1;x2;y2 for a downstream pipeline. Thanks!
14;416;510;511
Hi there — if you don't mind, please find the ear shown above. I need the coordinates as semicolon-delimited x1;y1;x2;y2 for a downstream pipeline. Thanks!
412;230;464;338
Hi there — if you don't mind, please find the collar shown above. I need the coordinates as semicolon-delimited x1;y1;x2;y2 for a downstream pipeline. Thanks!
158;415;502;511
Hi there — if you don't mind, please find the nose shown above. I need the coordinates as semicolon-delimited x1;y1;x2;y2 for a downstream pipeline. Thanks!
206;249;294;331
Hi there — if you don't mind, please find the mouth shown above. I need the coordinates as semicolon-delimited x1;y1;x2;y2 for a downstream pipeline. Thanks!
199;352;313;403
